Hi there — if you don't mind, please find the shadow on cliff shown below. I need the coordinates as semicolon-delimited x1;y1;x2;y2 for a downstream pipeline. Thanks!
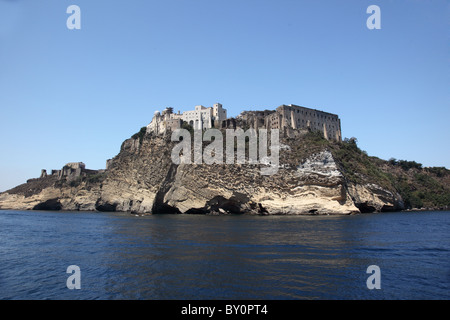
33;199;62;211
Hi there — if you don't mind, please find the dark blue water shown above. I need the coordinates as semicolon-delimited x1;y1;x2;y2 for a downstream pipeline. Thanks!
0;210;448;300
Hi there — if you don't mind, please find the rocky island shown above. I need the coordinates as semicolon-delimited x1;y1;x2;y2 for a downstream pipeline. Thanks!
1;103;448;215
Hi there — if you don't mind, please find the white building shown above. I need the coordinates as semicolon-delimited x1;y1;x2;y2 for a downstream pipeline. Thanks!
182;103;227;130
146;103;227;134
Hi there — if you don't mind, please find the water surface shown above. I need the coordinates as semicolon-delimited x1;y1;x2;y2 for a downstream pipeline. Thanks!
0;210;448;299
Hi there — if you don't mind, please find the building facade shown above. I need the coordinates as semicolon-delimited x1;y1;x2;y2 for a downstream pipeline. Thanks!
146;103;227;134
146;103;341;142
277;104;341;141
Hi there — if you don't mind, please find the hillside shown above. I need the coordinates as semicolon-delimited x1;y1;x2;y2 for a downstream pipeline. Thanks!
0;128;448;214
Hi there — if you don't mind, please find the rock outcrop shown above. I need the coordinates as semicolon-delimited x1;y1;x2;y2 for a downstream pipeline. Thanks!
0;129;416;215
347;183;404;213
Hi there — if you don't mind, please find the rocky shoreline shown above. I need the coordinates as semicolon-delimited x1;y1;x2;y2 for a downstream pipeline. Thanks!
0;129;448;215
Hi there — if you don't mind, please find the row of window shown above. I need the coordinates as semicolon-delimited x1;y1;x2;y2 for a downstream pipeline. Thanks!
288;108;338;121
184;113;211;120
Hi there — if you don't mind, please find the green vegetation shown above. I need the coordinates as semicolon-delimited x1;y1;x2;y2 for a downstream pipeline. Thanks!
286;130;331;165
388;158;423;171
392;173;450;209
181;121;194;135
66;172;107;188
69;177;82;188
86;172;107;184
425;166;449;178
131;127;147;145
304;130;330;146
328;137;450;209
329;137;394;190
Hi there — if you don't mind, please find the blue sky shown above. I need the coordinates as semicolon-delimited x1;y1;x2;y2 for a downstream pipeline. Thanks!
0;0;449;192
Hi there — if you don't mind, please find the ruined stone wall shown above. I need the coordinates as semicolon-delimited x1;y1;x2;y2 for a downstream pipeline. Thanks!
166;119;182;132
238;110;275;129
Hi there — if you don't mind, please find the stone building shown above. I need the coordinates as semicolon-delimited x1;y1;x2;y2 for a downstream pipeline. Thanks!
146;102;341;142
146;103;227;134
236;104;342;142
276;104;341;141
146;108;181;135
39;162;100;181
182;103;227;130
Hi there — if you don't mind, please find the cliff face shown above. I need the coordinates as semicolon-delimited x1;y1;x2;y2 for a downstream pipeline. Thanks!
0;130;446;215
160;148;360;215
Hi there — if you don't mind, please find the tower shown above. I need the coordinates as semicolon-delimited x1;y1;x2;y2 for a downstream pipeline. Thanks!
213;103;227;121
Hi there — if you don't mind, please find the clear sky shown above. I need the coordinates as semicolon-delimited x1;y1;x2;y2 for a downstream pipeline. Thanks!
0;0;449;192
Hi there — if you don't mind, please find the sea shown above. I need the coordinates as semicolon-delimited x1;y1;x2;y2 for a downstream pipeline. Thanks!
0;209;448;300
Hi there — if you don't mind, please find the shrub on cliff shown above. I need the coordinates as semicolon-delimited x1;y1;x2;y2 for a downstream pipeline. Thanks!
425;166;448;177
181;121;194;135
330;137;393;190
131;127;147;145
86;172;107;184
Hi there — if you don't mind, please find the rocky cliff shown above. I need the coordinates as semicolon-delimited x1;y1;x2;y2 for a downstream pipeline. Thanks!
0;129;448;215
